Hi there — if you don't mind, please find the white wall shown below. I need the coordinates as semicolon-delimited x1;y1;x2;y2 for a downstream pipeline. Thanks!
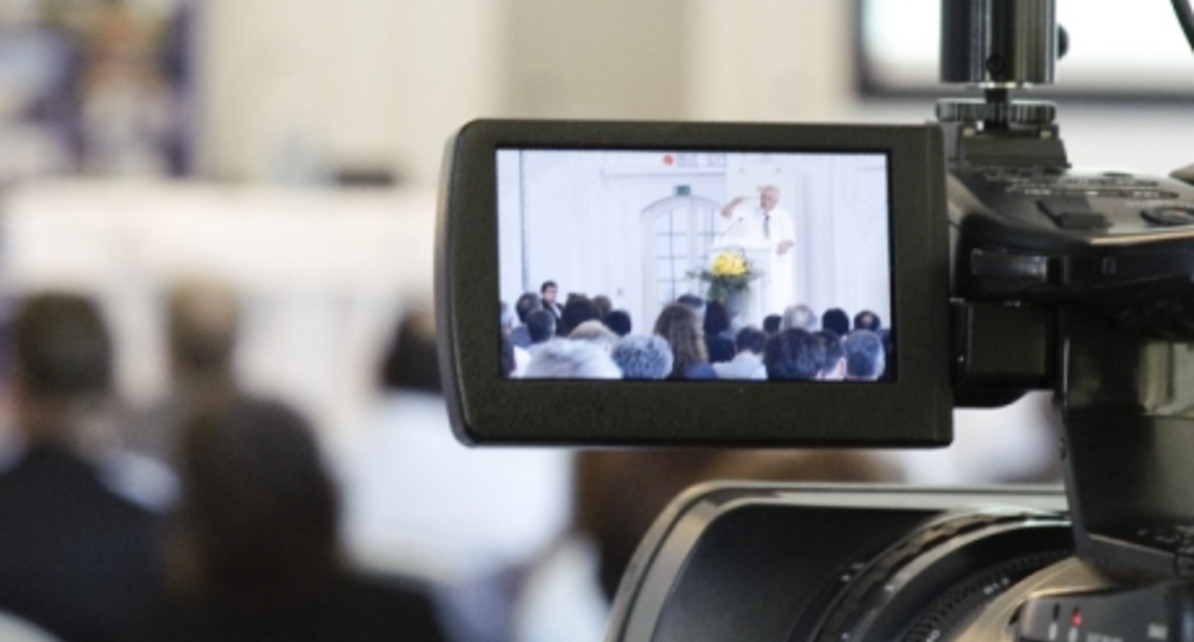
198;0;505;185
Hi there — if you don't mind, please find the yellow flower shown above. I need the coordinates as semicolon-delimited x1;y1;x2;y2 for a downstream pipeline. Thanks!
711;251;747;277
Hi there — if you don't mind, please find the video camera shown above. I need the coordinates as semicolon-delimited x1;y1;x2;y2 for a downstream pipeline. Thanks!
436;1;1194;640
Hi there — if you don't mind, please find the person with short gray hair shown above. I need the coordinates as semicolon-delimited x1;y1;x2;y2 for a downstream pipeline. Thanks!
611;335;674;380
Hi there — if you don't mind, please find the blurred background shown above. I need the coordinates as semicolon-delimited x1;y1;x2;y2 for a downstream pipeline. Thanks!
1;0;1192;600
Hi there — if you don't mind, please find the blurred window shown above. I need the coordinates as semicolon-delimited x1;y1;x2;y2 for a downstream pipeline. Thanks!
858;0;1194;97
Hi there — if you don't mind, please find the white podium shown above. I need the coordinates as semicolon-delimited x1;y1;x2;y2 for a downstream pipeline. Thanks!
706;240;781;328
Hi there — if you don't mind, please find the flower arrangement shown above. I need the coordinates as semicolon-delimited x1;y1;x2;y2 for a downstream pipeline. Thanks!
688;247;763;308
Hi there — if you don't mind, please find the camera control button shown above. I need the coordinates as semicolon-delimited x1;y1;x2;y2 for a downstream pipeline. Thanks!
1037;198;1111;231
1142;206;1194;227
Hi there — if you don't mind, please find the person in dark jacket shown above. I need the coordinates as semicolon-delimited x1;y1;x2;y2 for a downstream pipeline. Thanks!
0;293;163;642
138;395;447;642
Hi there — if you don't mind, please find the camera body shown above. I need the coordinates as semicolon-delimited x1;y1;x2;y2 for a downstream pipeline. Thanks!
435;1;1194;640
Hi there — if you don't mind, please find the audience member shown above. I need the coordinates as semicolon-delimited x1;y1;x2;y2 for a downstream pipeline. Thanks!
540;281;562;323
712;327;767;380
590;296;612;322
379;309;441;393
510;293;542;349
556;297;598;337
821;307;850;337
843;330;886;381
501;305;531;375
610;335;673;380
763;328;821;380
653;303;715;380
500;333;517;378
525;310;556;352
762;314;782;335
0;293;164;642
675;294;705;323
125;280;241;467
568;320;618;351
602;310;632;337
781;304;818;331
138;396;447;641
814;330;846;380
702;301;735;364
524;340;621;379
853;310;881;332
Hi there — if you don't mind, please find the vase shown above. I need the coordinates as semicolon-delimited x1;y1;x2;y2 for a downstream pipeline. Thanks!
723;288;748;318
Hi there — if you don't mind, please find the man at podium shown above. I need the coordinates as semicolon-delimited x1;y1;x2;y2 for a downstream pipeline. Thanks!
719;185;796;318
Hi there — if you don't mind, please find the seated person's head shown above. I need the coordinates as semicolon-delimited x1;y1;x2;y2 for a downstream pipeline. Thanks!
523;339;621;379
602;310;632;337
853;310;881;332
591;295;613;320
610;334;674;379
781;304;817;331
843;330;886;381
168;280;240;382
675;294;705;322
762;314;782;335
569;320;618;351
526;309;556;344
172;396;339;596
12;293;112;446
515;292;541;323
814;330;845;380
557;296;598;336
763;328;821;380
734;326;767;356
653;303;707;379
821;308;850;337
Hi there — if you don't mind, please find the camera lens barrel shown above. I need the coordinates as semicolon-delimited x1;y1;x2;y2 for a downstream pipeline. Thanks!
940;0;1058;87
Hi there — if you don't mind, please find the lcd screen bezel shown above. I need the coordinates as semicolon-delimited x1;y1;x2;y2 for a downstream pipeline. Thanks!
437;119;953;446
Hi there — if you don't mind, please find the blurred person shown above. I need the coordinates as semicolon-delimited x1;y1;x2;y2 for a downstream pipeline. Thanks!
610;334;673;380
501;303;530;375
602;310;632;337
702;300;735;364
510;293;542;349
525;310;556;354
136;395;447;641
821;307;850;337
556;296;598;337
568;320;618;351
814;330;846;381
675;293;705;324
500;332;517;378
653;303;715;380
842;330;886;381
721;186;796;312
781;304;818;331
539;281;562;322
0;293;163;642
590;295;612;321
763;328;821;380
712;326;767;380
762;313;782;335
124;279;241;467
853;310;881;332
523;339;621;379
